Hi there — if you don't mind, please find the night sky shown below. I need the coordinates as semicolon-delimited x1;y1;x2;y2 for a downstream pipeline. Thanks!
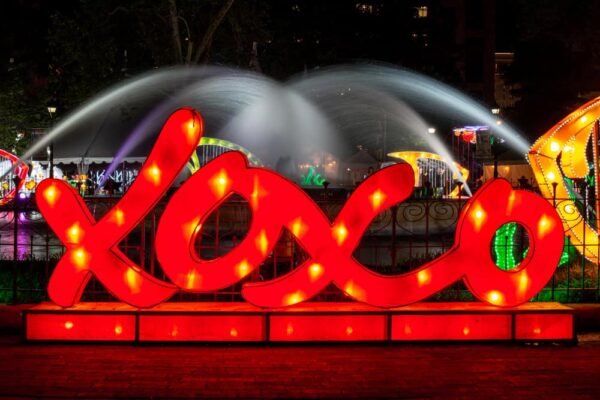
2;0;600;149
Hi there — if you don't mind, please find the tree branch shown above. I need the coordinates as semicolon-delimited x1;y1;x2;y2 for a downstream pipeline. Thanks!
178;16;193;64
168;0;183;64
193;0;235;64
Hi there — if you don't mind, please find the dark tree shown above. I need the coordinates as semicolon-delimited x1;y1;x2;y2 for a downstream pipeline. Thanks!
506;0;600;137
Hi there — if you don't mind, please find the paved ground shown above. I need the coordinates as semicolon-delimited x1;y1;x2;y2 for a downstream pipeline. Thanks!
3;304;600;398
1;335;600;399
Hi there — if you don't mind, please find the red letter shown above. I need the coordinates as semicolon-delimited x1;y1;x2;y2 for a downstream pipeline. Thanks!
36;109;202;307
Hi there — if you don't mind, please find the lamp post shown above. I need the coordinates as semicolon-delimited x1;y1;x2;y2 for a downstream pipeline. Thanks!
47;106;56;179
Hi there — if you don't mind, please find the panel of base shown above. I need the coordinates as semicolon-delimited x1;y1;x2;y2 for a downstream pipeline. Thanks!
23;302;574;343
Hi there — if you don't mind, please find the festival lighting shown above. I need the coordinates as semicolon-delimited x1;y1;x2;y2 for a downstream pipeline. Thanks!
25;301;574;342
452;125;489;144
529;96;600;262
25;313;137;341
300;166;326;186
492;223;522;271
25;180;36;191
369;189;386;210
387;151;469;198
71;247;89;270
270;315;386;341
145;163;162;186
187;137;263;175
113;208;125;227
333;222;348;245
236;259;251;279
37;107;563;312
291;217;306;238
417;270;431;287
0;149;29;205
36;109;202;307
66;222;82;244
392;314;513;340
309;263;324;281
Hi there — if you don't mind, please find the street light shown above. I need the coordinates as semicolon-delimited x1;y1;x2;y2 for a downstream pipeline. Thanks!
427;127;436;134
47;106;57;179
491;107;500;115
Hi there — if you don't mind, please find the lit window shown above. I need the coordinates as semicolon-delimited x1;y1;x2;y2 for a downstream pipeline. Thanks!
415;6;428;18
356;3;375;14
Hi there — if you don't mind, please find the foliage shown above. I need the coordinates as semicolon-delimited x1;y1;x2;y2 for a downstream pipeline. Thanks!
0;257;54;303
0;62;53;156
506;0;600;136
45;0;270;110
0;0;274;160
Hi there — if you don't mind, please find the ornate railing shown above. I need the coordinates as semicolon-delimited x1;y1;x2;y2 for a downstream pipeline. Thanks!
0;189;596;304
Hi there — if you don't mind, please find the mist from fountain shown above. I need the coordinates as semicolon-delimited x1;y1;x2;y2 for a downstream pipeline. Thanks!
14;64;530;197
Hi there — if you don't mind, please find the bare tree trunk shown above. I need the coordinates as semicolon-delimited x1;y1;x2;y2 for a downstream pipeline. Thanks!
249;41;261;72
228;14;243;65
168;0;183;64
185;41;193;64
199;37;215;64
193;0;235;64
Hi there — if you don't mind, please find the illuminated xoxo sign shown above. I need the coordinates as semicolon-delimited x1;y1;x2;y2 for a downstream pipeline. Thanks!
36;109;564;309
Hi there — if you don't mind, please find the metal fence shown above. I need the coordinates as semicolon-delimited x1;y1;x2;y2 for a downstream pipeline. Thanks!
0;188;596;304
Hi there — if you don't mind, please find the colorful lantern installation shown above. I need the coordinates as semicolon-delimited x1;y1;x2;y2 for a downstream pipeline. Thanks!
36;108;564;309
300;166;326;186
453;125;488;144
187;137;263;174
387;151;469;198
529;96;600;262
25;179;37;191
492;223;573;271
0;149;29;205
